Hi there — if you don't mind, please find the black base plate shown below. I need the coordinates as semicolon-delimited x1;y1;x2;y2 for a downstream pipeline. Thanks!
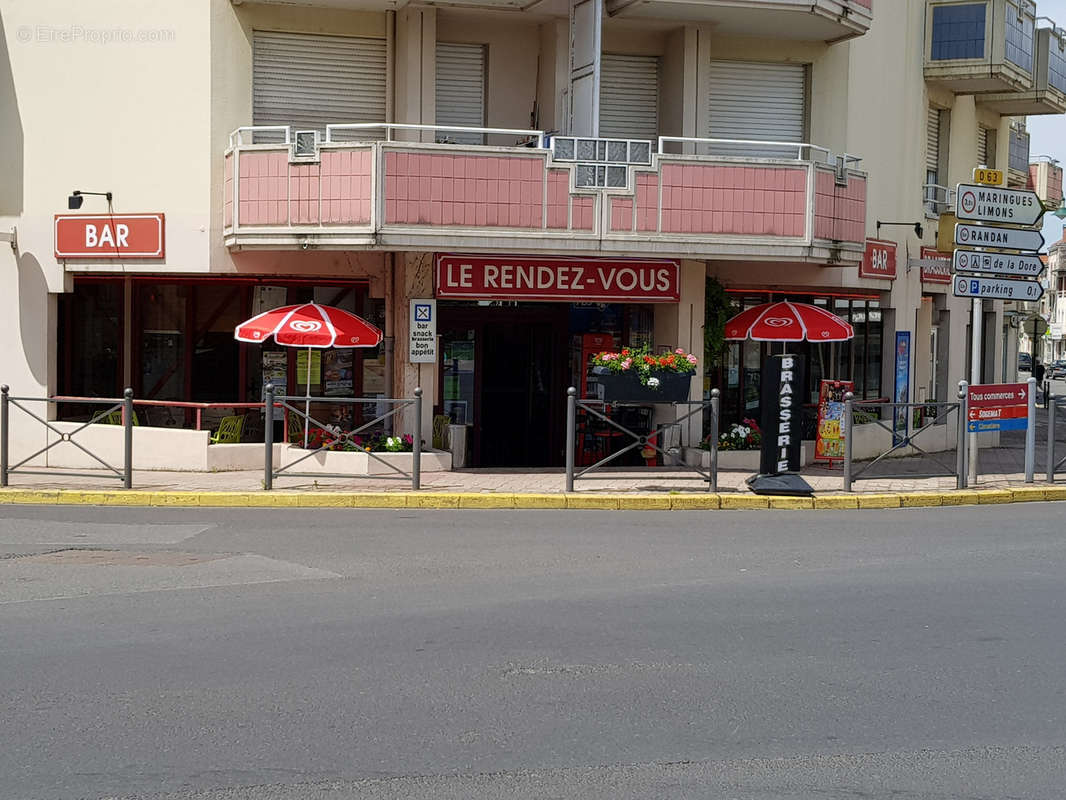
746;473;815;497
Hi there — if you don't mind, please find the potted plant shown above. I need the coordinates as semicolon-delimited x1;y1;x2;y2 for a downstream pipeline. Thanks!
691;418;763;470
591;345;697;403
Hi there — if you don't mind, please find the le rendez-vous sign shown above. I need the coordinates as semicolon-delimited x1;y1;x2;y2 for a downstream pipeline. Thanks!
54;214;166;259
435;255;680;302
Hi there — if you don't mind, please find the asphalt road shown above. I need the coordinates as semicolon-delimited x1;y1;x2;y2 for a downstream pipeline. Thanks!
2;505;1066;799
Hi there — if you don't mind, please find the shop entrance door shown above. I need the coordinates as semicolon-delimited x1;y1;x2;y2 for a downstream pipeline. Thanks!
439;305;568;467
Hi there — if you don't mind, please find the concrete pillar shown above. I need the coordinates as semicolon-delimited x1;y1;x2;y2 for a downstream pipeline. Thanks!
394;7;436;140
394;252;436;439
652;259;706;448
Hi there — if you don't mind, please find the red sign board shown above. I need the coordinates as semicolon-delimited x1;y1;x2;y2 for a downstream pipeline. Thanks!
435;254;680;302
968;382;1029;408
920;246;951;285
54;214;165;259
860;239;896;280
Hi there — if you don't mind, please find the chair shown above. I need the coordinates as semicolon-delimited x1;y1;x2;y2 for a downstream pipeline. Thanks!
209;414;245;444
286;409;305;444
91;408;139;426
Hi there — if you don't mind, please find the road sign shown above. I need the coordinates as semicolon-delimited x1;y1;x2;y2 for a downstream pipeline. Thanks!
972;168;1004;186
955;183;1045;226
1022;317;1048;337
967;382;1030;433
952;248;1045;278
954;223;1044;252
953;275;1044;301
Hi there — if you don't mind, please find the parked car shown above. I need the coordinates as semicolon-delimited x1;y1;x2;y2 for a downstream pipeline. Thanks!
1018;352;1032;372
1049;360;1066;380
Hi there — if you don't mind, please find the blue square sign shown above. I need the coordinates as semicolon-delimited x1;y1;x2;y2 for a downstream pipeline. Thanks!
414;304;432;322
970;279;980;293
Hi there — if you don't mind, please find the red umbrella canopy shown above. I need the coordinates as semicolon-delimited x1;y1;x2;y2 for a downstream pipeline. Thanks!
724;301;854;342
235;303;383;348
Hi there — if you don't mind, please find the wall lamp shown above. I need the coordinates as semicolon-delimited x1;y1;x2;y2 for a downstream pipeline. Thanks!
876;220;924;239
68;190;113;210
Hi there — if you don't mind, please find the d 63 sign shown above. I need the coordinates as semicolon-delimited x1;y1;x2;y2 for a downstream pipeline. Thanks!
54;214;165;259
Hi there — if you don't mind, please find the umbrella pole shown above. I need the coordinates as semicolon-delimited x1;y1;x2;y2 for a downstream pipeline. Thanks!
304;345;311;448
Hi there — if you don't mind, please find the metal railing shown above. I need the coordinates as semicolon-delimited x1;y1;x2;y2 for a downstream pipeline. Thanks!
54;396;272;434
1;386;134;488
658;136;862;167
1046;394;1066;480
263;385;422;490
564;388;719;492
843;382;968;491
229;124;545;149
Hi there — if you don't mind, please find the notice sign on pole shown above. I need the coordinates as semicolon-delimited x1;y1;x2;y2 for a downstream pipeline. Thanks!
967;382;1029;433
954;184;1045;226
409;299;437;364
759;354;805;476
953;275;1044;301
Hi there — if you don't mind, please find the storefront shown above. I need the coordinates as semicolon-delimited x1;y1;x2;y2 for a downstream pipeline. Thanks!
433;254;681;467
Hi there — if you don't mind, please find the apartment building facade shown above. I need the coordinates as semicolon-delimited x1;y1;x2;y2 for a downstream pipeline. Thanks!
1;0;1063;467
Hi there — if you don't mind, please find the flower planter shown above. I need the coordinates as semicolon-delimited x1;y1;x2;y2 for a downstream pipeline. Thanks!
683;446;761;471
594;370;691;403
279;446;452;476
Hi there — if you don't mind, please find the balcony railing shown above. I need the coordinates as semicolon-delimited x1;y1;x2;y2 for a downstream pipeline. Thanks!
224;123;868;262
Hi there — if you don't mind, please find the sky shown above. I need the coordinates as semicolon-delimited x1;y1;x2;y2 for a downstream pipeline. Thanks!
1030;0;1066;248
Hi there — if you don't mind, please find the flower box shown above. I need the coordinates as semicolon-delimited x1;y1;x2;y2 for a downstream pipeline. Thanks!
594;370;691;403
279;446;452;476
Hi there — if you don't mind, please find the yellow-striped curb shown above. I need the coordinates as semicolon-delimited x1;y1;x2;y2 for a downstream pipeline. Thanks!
618;496;672;510
719;494;770;510
511;493;567;509
1044;486;1066;501
899;492;946;508
769;496;814;510
670;494;721;510
1010;487;1049;503
565;494;621;510
408;493;461;509
457;493;517;509
976;489;1013;504
856;493;901;509
813;495;859;509
940;491;980;506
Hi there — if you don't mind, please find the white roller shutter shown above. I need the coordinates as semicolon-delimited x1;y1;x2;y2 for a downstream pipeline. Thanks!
435;43;486;145
926;107;941;173
706;61;806;158
253;31;386;142
599;54;660;142
977;125;992;167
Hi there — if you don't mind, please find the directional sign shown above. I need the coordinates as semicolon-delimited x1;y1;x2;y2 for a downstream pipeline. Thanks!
952;248;1045;278
954;223;1045;252
967;382;1030;433
955;184;1045;226
953;275;1044;301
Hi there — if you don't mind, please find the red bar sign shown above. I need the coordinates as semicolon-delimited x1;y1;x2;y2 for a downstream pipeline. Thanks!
55;214;165;259
968;382;1029;408
435;254;680;302
860;239;896;280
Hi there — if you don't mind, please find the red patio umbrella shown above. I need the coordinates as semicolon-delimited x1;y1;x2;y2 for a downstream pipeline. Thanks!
724;301;854;342
235;303;384;446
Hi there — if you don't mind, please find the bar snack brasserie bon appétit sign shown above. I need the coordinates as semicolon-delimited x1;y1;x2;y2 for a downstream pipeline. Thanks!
435;255;680;302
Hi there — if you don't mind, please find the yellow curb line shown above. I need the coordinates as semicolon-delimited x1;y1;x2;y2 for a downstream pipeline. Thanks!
0;487;1063;510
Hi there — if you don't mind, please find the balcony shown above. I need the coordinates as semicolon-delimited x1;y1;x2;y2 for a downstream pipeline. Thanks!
605;0;872;40
980;22;1066;113
925;0;1036;93
223;125;868;264
1029;156;1064;209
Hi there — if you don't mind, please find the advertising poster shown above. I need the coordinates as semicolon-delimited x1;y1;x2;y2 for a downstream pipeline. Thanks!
296;350;321;386
261;351;287;399
362;355;386;394
893;331;911;446
322;350;354;397
815;380;854;463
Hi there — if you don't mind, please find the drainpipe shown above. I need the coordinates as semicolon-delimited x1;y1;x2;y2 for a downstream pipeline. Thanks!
386;10;395;125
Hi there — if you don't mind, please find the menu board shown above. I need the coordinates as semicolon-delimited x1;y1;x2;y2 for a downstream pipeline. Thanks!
262;351;287;398
296;350;321;386
815;379;853;463
322;350;354;396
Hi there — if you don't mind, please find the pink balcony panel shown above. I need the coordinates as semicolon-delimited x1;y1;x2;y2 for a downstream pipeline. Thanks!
547;170;570;229
572;197;595;231
238;151;289;226
610;198;634;232
813;169;867;244
660;164;807;237
224;153;233;229
636;174;659;232
385;152;545;228
320;149;373;224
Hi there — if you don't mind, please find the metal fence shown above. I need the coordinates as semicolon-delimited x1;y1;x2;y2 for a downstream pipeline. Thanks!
263;384;422;490
1046;394;1066;481
1;386;134;488
843;382;968;491
564;388;719;492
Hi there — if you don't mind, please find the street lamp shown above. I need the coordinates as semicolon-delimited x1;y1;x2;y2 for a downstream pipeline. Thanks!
67;190;113;211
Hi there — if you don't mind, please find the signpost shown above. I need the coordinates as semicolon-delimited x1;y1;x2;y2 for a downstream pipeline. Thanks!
951;249;1045;278
966;380;1037;483
952;275;1044;301
953;175;1046;484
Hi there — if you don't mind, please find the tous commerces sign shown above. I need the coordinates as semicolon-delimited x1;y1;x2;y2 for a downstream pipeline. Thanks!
435;255;680;302
54;214;165;259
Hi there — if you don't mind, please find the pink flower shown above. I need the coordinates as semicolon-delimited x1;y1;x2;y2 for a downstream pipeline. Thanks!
621;358;632;370
686;354;697;364
675;348;685;355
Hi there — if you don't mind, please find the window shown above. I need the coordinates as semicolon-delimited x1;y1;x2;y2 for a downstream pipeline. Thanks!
977;125;996;168
1009;123;1031;172
926;107;948;215
1048;32;1066;93
1004;2;1035;72
706;61;807;159
599;54;660;142
930;3;986;61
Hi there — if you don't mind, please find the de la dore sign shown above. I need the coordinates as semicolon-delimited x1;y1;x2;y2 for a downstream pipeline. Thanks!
435;255;680;302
